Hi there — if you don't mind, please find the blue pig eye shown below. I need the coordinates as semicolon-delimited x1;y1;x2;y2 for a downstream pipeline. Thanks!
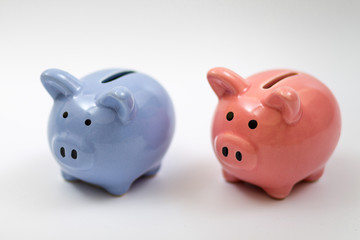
85;119;92;126
63;112;68;118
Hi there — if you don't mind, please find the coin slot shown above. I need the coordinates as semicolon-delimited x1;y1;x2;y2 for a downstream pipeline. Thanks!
101;71;135;83
262;72;298;89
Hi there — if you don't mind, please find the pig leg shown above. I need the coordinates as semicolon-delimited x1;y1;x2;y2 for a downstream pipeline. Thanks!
143;165;161;177
222;169;241;183
105;182;133;196
304;167;325;182
61;170;78;181
263;185;293;200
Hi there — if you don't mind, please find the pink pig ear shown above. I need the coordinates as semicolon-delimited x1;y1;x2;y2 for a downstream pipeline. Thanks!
207;67;249;98
262;86;302;125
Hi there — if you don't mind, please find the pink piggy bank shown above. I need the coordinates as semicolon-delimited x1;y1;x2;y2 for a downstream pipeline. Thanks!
207;67;341;199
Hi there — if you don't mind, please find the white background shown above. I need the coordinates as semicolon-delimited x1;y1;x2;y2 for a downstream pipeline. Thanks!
0;0;359;239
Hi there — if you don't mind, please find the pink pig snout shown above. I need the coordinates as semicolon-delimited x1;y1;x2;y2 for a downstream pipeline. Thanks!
214;134;257;170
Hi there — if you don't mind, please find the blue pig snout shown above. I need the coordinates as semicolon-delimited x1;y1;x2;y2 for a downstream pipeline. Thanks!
51;134;95;170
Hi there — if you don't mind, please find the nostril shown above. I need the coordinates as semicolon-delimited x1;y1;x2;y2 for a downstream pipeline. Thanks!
60;147;65;158
71;149;77;159
222;147;228;157
236;151;242;161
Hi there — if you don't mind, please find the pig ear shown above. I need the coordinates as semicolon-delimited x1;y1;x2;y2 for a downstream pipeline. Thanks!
96;87;135;124
41;69;81;99
207;67;249;98
262;86;302;125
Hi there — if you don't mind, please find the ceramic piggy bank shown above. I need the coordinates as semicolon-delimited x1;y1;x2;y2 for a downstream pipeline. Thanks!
208;67;341;199
41;68;175;195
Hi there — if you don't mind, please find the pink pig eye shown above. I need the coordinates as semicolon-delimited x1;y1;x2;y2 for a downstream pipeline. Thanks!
248;120;258;129
226;112;234;121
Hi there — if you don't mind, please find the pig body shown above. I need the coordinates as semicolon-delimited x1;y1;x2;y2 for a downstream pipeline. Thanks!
208;67;341;199
42;68;175;195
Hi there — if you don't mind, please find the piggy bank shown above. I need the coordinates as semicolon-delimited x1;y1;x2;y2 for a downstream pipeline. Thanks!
41;68;175;195
207;67;341;199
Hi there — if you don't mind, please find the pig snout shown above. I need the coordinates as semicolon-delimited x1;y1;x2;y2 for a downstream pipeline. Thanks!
214;134;257;170
51;134;95;170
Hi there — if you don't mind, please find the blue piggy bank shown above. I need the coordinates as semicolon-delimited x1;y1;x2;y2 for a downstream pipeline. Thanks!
41;68;175;195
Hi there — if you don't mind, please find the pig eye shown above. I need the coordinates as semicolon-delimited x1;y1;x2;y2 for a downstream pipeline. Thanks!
248;120;258;129
226;112;234;121
85;119;92;126
63;112;68;118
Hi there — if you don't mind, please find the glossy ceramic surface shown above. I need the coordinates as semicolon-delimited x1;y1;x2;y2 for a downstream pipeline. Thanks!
208;67;341;199
41;68;175;195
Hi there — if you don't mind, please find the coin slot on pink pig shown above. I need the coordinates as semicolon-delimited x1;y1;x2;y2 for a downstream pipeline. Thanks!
262;72;298;89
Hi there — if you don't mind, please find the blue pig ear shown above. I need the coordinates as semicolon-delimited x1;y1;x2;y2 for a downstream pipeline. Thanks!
41;69;81;99
96;87;135;124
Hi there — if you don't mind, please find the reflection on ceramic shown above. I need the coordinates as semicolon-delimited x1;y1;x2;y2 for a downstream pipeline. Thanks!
207;67;341;199
41;68;175;195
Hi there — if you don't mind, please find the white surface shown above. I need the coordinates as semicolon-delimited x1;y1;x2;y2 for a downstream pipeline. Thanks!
0;0;359;239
